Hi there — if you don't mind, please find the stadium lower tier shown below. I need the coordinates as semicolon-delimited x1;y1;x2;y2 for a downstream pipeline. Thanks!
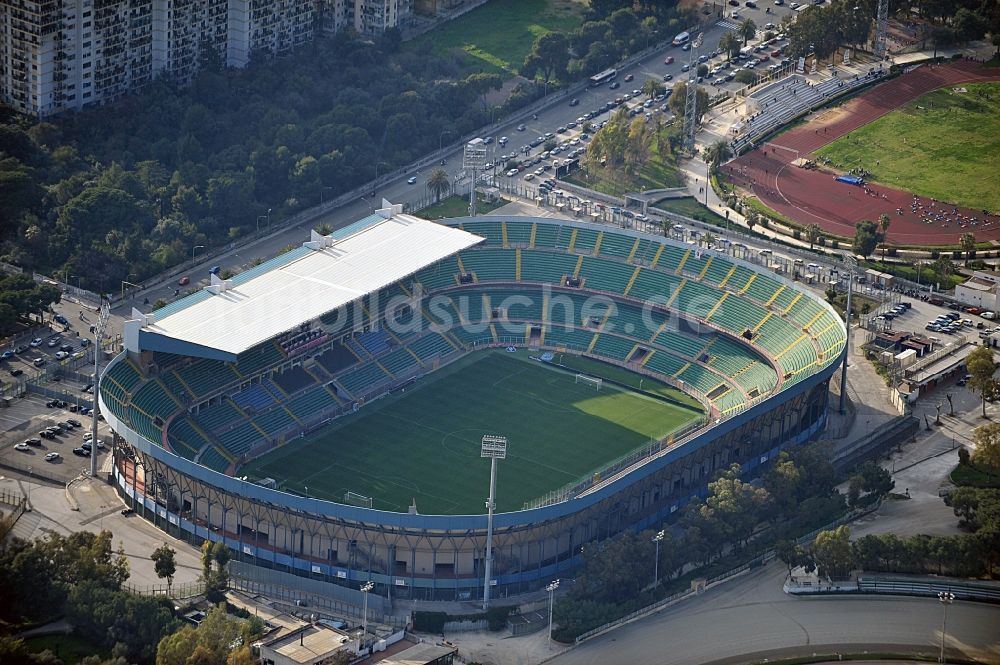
102;214;845;601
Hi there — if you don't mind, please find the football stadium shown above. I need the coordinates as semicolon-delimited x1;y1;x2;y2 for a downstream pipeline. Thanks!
101;205;846;601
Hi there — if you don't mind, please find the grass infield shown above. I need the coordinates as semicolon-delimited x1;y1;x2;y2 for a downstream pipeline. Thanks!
244;349;701;514
815;81;1000;213
407;0;586;76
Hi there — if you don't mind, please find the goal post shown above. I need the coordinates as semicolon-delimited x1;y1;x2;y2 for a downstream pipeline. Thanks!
575;374;603;390
344;491;374;508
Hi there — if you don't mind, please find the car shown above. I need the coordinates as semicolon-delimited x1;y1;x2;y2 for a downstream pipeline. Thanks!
789;1;799;6
68;418;82;427
1;350;12;360
664;56;674;65
81;442;92;451
663;73;673;81
506;168;518;177
730;10;740;18
45;452;60;461
681;64;690;72
55;351;69;360
517;124;526;132
14;344;28;354
47;338;59;348
33;357;45;367
764;22;776;29
698;54;709;63
523;173;535;181
729;0;740;5
746;0;757;7
544;132;554;139
30;338;43;347
775;0;785;4
15;442;30;452
73;447;90;457
59;421;74;430
609;81;620;89
178;276;190;286
60;344;73;353
498;136;508;145
54;314;69;326
209;265;221;276
556;126;567;133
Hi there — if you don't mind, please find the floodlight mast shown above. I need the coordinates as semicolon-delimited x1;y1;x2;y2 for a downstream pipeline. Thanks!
683;32;704;155
838;255;857;414
90;302;110;477
481;434;507;609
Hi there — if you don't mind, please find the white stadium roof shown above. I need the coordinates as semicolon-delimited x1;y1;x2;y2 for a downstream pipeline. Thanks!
125;210;484;359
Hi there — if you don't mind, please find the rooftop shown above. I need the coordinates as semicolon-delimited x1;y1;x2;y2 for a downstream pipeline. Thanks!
262;624;354;664
128;210;484;359
375;642;456;665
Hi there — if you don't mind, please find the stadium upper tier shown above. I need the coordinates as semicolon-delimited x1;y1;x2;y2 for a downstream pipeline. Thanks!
102;215;846;479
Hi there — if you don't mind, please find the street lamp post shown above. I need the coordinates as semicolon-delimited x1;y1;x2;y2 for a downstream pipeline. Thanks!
26;466;32;511
652;529;665;588
361;580;374;652
192;244;204;261
546;579;560;647
938;591;955;663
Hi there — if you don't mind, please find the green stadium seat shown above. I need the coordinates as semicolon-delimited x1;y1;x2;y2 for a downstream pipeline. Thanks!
572;228;599;253
505;221;533;245
597;232;635;259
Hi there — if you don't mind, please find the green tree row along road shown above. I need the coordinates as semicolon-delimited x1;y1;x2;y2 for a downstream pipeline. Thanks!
0;1;698;295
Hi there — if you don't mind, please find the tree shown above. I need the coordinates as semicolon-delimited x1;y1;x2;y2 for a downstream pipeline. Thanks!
640;78;665;100
739;18;757;46
878;213;891;259
522;32;571;83
719;31;741;61
745;209;758;233
704;463;771;549
805;223;822;250
151;544;177;595
966;346;998;418
425;169;450;203
811;526;854;580
852;219;879;259
668;81;709;121
703;140;732;173
972;422;1000;473
961;232;977;265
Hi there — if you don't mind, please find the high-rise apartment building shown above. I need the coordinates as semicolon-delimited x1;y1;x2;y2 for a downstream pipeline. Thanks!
1;0;413;116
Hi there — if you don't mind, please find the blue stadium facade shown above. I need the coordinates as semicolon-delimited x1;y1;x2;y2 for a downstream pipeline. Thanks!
102;214;846;602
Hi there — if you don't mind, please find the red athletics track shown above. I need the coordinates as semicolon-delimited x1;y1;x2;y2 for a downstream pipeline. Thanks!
722;60;1000;246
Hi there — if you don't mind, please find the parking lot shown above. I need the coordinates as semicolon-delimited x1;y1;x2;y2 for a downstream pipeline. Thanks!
2;320;93;386
0;389;110;484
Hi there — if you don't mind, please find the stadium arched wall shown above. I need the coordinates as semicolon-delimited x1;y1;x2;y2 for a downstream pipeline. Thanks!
103;215;844;603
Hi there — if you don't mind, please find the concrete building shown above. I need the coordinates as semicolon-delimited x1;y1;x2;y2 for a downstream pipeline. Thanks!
259;624;358;665
353;0;411;34
955;270;1000;313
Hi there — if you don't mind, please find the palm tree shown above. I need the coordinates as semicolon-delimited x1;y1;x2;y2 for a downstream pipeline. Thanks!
739;18;757;47
641;77;664;100
704;140;732;173
961;232;977;265
878;213;891;259
426;169;450;203
805;223;822;250
719;31;739;62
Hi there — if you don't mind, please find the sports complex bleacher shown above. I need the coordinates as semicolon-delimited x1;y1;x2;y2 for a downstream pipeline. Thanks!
101;216;844;475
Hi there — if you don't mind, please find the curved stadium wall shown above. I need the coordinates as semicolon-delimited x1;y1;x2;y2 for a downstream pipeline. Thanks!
101;215;846;602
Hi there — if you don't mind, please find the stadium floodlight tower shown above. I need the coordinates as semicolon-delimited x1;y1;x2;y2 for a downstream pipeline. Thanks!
463;138;488;216
90;302;110;477
874;0;889;60
481;433;507;610
838;255;857;414
683;32;705;155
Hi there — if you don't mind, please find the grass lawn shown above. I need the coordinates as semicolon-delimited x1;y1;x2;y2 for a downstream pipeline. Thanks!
814;82;1000;212
407;0;586;76
244;349;700;514
565;128;686;197
950;462;1000;489
416;193;505;220
25;633;108;664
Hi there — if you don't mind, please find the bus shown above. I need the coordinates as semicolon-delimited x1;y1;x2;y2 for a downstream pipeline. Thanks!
588;68;617;87
672;31;690;47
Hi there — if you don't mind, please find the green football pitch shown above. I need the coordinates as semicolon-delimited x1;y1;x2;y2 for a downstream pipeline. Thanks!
243;349;702;515
815;81;1000;212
